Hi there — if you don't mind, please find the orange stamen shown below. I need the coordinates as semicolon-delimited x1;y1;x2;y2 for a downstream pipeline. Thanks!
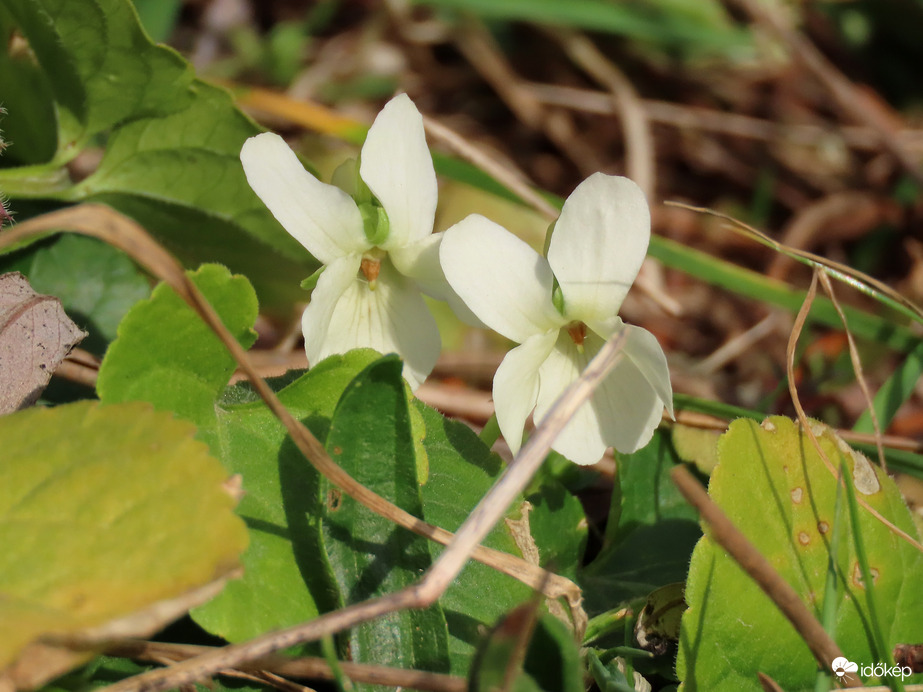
360;257;381;288
566;321;587;347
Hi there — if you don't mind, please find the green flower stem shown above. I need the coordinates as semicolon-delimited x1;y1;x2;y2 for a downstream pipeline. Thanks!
0;163;73;197
478;413;501;448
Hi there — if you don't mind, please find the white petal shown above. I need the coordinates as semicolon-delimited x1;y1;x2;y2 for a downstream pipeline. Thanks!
620;322;674;419
305;256;440;390
547;173;650;321
359;94;437;249
588;325;670;454
493;331;558;457
241;133;368;264
533;333;609;466
390;233;448;299
302;254;362;367
391;234;483;326
440;215;563;343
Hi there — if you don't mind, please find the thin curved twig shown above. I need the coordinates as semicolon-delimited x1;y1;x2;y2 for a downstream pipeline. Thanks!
1;205;584;606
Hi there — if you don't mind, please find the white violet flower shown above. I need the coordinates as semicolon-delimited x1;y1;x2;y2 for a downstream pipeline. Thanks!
241;94;458;390
440;173;674;465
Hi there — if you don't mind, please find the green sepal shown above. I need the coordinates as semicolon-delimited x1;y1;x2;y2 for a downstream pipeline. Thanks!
300;265;326;293
551;278;566;317
359;202;390;246
331;156;372;204
542;219;557;257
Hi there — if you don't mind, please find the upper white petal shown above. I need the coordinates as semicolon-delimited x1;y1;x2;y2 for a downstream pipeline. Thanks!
547;173;650;321
533;333;609;466
359;94;437;249
440;214;563;343
493;331;557;457
305;257;440;390
241;133;368;264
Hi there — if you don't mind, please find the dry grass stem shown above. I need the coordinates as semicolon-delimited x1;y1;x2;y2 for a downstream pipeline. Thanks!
453;20;604;175
693;313;780;375
817;271;887;471
421;113;559;221
105;640;465;692
542;29;654;200
525;83;923;153
665;201;923;322
786;268;923;553
721;0;923;186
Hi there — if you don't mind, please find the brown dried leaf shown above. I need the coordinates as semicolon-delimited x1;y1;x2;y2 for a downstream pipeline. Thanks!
0;272;86;413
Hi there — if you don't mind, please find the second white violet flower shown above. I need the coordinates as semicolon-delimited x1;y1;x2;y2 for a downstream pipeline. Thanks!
440;173;674;465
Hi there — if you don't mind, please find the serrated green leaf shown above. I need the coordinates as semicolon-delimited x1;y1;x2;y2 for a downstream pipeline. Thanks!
321;356;449;685
95;264;583;669
677;416;923;690
67;78;312;309
3;0;192;150
0;0;313;309
97;263;258;446
0;401;247;687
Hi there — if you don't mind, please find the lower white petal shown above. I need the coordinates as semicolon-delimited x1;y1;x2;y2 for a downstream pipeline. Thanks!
587;317;673;419
493;331;557;457
307;257;440;390
588;328;668;454
620;322;674;419
533;334;610;466
302;254;362;367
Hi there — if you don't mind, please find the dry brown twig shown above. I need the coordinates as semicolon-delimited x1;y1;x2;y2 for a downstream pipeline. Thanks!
106;640;465;692
665;200;923;323
98;309;629;692
719;0;923;187
451;18;605;176
2;205;641;692
525;83;923;154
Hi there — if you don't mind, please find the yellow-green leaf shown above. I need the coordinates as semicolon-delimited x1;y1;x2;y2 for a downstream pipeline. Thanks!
0;401;247;689
678;416;923;690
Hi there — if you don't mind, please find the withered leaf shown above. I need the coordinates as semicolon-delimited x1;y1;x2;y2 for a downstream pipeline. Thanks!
0;272;87;413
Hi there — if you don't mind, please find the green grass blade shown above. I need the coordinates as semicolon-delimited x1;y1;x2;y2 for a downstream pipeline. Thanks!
841;462;901;692
854;339;923;433
648;235;918;352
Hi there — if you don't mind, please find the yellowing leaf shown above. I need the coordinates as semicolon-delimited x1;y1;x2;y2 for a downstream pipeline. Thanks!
678;416;923;690
0;401;247;689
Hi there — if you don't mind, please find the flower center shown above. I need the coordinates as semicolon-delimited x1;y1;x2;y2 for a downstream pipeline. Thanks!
566;321;587;353
360;248;387;290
